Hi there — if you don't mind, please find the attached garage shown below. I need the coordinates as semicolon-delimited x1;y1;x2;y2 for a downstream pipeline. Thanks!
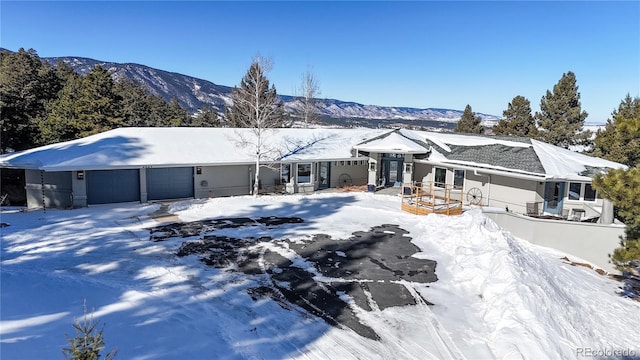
87;169;140;205
147;167;194;201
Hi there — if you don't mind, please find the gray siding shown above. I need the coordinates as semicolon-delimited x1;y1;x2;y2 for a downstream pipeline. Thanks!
195;165;251;198
25;170;72;209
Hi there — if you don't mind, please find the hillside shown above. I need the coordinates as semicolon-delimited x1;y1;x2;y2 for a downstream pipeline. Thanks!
43;55;500;127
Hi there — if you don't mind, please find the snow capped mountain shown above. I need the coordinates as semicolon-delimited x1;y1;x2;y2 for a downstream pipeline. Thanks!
44;56;500;126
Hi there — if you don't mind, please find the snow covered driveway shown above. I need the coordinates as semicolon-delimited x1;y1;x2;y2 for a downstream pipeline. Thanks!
1;193;639;359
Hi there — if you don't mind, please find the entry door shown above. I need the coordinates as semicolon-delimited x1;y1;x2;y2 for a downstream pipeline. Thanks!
385;159;403;186
543;181;565;215
319;162;331;189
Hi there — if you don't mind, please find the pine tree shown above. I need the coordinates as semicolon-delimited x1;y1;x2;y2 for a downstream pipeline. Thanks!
190;106;221;127
225;57;289;196
493;95;537;137
593;165;640;271
225;59;288;129
0;48;62;152
591;94;640;167
62;301;117;360
454;104;484;134
535;71;591;148
590;95;640;272
39;65;123;143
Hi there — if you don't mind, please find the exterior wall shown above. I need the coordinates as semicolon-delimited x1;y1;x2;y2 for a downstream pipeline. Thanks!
413;163;431;183
194;165;251;198
25;170;72;209
485;174;539;214
330;160;368;187
463;171;490;206
483;209;624;274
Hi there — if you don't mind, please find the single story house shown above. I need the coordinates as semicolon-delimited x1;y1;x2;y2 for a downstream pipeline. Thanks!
0;127;626;222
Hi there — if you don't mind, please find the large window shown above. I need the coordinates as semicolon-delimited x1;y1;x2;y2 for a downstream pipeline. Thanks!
434;167;446;188
568;182;581;200
584;183;597;201
453;169;464;189
567;182;597;201
297;163;312;184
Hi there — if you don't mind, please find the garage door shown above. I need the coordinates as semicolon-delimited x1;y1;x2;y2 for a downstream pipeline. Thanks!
147;167;194;201
87;169;140;205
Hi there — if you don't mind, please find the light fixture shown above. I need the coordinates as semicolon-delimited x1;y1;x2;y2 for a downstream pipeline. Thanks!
77;171;84;180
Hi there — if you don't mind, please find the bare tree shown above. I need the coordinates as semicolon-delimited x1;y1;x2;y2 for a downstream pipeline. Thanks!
298;68;321;127
225;55;289;196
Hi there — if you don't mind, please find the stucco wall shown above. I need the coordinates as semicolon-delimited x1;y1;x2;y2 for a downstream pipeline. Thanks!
330;160;368;187
483;209;624;274
485;175;539;214
25;170;72;209
194;165;251;198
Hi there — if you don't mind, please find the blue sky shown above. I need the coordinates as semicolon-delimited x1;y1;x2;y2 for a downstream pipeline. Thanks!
2;1;638;122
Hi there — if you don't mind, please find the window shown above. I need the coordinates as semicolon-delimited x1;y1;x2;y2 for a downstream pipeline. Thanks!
453;169;464;189
584;183;596;201
280;164;290;185
297;163;312;184
568;182;581;200
434;167;446;188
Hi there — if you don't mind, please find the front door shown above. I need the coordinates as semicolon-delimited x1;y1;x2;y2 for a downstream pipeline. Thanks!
543;181;565;215
384;159;403;186
319;162;331;189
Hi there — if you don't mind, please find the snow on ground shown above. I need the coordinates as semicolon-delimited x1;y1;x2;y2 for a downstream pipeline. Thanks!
1;192;639;359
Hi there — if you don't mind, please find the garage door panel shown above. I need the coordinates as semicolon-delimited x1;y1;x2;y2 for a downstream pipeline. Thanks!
87;169;140;205
147;167;193;200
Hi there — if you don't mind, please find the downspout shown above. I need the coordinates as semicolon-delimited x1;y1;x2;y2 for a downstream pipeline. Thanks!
474;169;491;206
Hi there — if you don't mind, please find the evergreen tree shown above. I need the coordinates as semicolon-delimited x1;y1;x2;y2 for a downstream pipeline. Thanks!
535;71;591;148
190;106;221;127
225;57;289;196
593;165;640;272
454;104;484;134
0;48;62;152
591;95;640;272
39;65;124;143
165;98;189;126
225;59;288;128
62;301;117;360
591;94;640;167
493;95;537;137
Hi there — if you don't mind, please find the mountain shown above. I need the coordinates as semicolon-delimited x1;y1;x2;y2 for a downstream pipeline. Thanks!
43;55;501;128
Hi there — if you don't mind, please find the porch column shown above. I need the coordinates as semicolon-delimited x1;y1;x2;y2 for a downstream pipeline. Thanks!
367;156;378;191
402;154;413;185
140;168;148;203
71;171;87;208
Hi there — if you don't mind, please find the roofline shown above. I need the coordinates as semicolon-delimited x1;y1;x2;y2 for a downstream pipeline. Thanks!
26;156;370;172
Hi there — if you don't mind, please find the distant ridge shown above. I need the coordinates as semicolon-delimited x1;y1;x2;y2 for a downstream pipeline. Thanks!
2;48;502;127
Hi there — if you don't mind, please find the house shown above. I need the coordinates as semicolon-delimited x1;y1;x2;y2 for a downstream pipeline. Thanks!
0;127;626;222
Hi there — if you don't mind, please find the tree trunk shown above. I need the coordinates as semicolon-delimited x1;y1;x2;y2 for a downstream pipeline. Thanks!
253;155;260;197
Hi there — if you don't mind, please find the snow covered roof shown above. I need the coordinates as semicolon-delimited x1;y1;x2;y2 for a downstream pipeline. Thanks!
0;127;386;171
354;130;427;154
395;129;626;181
0;127;626;180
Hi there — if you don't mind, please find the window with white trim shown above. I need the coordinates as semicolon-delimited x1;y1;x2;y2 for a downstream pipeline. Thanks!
453;169;464;189
434;167;446;188
584;183;597;201
297;163;312;184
